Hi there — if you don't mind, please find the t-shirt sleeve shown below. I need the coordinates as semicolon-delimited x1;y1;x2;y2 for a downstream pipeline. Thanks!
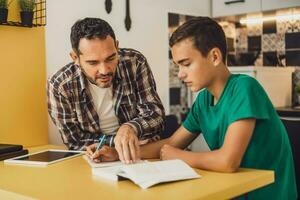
183;95;202;134
228;77;270;124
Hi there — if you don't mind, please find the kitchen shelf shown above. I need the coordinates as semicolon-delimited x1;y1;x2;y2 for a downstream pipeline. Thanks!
0;0;46;28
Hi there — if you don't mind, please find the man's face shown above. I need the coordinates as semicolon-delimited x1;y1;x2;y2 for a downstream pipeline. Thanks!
171;38;215;92
76;36;119;88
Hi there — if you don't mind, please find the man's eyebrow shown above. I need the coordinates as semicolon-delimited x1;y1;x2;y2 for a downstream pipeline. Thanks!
105;53;117;60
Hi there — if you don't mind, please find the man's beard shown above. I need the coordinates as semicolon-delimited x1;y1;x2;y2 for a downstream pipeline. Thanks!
79;65;114;88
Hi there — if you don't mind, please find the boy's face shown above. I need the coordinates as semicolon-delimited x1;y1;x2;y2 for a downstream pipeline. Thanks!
71;36;119;88
171;38;216;92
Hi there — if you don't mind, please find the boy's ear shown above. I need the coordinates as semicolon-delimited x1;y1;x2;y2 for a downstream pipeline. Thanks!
210;48;222;67
70;50;79;65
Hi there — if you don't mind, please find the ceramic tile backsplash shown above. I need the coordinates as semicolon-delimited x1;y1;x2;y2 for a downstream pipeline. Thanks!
168;13;192;121
217;8;300;105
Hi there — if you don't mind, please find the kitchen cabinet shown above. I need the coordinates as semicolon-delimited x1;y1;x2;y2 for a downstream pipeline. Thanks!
262;0;300;12
212;0;261;18
228;66;295;107
212;0;300;18
277;107;300;198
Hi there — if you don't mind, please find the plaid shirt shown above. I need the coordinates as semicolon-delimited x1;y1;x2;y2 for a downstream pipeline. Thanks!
47;48;165;150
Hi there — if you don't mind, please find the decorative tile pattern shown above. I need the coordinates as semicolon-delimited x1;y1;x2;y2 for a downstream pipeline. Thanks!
247;23;263;36
236;27;248;53
262;33;285;52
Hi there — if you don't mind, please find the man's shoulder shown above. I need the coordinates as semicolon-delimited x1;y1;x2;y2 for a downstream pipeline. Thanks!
48;62;81;90
119;48;146;62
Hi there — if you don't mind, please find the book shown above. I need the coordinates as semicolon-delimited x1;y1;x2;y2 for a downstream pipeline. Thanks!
91;159;201;189
0;149;28;161
0;144;23;154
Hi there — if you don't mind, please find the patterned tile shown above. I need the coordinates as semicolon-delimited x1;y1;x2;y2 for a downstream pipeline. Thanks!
262;33;285;52
246;13;263;36
247;23;263;36
170;88;181;105
286;50;300;66
248;36;261;51
263;51;278;66
168;13;179;27
285;32;300;49
236;27;248;53
169;60;180;88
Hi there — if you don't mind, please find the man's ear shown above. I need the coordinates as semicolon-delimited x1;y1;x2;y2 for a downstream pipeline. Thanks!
70;50;80;65
209;48;222;67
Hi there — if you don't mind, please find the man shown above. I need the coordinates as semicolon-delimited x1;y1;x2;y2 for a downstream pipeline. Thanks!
47;18;165;163
87;17;297;199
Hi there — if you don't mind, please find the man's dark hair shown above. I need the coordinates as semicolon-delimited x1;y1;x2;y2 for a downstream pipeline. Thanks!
169;16;227;63
70;17;116;54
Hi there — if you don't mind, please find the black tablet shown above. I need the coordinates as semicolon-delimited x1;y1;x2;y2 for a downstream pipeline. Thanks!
4;149;83;166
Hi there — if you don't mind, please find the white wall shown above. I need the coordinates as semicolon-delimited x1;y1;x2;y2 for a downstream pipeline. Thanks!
46;0;211;145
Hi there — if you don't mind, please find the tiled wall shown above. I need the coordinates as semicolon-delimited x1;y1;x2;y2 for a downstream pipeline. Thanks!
220;8;300;67
168;13;193;122
219;7;300;106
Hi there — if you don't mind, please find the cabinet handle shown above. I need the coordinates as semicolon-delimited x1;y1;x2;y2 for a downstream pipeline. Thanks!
224;0;245;5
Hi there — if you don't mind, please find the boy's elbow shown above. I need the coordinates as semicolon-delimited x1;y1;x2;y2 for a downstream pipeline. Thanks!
218;157;240;173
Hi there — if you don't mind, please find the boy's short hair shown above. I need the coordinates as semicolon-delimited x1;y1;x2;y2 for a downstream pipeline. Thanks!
169;16;227;63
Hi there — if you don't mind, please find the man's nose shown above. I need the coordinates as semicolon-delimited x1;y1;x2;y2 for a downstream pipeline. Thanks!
97;64;111;75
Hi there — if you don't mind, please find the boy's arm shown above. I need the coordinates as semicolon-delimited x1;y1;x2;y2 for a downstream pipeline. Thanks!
161;119;256;173
140;126;197;159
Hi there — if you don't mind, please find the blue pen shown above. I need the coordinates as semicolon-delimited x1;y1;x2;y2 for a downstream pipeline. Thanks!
93;135;106;158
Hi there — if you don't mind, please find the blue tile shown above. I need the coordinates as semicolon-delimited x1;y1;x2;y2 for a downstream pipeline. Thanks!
285;32;300;49
170;87;181;105
168;13;179;27
248;36;261;51
286;50;300;66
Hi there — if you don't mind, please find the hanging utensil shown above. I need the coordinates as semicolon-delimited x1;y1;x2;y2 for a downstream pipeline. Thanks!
105;0;112;14
125;0;131;31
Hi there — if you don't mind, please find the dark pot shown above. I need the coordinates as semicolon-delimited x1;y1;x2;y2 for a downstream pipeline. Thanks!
20;11;33;27
0;8;8;24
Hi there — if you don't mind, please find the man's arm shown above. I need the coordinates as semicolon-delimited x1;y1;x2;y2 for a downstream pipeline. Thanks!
114;55;165;163
159;119;256;173
123;56;165;140
47;81;114;150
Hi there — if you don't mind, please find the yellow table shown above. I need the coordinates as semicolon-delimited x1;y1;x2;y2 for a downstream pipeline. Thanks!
0;145;274;200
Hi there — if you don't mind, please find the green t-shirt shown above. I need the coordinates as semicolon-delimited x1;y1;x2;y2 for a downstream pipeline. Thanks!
183;74;297;199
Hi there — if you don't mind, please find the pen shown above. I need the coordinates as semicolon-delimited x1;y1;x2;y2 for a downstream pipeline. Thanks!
92;135;106;158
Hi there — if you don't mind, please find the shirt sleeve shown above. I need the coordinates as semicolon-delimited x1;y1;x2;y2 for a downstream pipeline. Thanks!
183;95;202;134
228;77;270;124
47;81;115;150
124;55;165;141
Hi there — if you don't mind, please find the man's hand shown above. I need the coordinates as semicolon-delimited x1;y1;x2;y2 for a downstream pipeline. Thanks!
86;144;119;163
114;124;140;164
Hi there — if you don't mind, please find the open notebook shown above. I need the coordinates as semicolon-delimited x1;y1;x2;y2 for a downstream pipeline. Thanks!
91;159;201;189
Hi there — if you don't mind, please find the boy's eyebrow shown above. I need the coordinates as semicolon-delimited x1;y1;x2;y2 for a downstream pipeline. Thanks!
177;58;189;65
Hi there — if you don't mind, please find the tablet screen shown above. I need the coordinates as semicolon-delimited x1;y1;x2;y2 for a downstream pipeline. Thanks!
15;150;80;162
4;149;83;166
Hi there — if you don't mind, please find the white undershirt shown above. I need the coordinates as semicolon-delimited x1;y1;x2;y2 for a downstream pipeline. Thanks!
88;82;120;135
